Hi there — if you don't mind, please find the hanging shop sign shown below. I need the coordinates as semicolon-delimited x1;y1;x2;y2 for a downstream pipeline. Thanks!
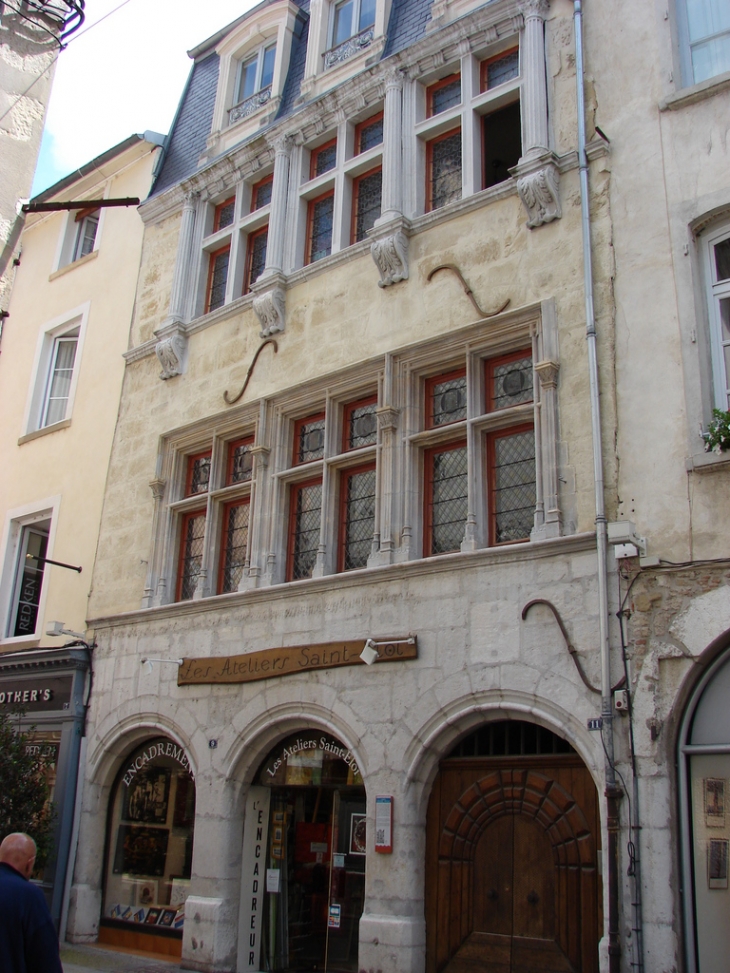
240;787;271;973
0;675;73;712
178;637;418;686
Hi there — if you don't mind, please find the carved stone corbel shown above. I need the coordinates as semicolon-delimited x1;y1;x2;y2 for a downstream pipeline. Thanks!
515;161;561;228
155;331;188;380
370;230;409;288
253;284;286;337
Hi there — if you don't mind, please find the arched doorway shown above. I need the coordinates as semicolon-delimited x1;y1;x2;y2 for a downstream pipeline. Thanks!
99;737;195;957
426;720;601;973
240;730;366;973
679;643;730;973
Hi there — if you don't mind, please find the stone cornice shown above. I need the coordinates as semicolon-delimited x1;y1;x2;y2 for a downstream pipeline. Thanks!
137;0;529;227
88;531;598;631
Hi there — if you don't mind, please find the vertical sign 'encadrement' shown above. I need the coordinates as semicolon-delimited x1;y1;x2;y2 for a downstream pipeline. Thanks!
240;787;271;972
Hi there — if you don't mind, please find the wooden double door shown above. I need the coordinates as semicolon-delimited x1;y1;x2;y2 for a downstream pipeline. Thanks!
426;755;600;973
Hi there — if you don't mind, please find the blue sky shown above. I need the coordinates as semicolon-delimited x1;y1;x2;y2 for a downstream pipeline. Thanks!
32;0;260;195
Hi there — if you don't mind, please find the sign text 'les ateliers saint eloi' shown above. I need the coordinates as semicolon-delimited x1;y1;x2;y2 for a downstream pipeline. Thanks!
178;638;418;686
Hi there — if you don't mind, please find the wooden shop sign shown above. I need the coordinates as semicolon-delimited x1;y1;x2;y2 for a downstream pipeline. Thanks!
178;637;417;686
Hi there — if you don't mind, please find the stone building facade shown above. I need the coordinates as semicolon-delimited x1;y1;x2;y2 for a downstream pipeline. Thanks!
62;1;730;972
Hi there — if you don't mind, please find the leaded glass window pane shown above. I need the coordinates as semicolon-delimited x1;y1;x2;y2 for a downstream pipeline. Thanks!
43;335;78;426
430;373;467;426
486;50;519;89
346;400;377;449
313;142;337;177
430;132;462;210
358;116;383;153
247;229;268;291
252;178;273;210
179;512;206;600
208;249;229;311
354;169;382;242
430;77;461;115
492;430;536;543
309;195;334;262
188;454;211;495
343;468;376;570
215;199;235;230
429;445;468;554
291;483;322;580
491;355;533;410
296;416;326;464
229;440;254;484
221;502;249;593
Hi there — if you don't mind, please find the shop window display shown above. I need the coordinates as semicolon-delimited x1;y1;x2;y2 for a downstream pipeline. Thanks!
101;738;195;941
247;731;366;972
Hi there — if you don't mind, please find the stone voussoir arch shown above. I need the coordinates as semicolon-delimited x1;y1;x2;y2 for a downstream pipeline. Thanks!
87;711;199;788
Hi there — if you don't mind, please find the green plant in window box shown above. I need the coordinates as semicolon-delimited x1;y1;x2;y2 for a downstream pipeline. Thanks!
702;409;730;454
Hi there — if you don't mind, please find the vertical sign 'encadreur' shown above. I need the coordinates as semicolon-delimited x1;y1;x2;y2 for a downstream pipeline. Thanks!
239;787;271;972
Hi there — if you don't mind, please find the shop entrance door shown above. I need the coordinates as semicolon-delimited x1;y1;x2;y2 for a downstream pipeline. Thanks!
425;723;600;973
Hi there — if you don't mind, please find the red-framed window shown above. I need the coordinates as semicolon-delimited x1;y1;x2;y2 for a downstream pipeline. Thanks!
426;73;461;116
425;368;467;428
306;192;335;264
251;175;273;211
243;226;268;294
338;463;376;571
310;139;337;179
227;437;255;485
287;478;323;580
177;509;206;600
355;112;384;154
185;450;212;496
214;196;236;231
424;440;468;556
343;395;378;451
485;349;534;411
487;422;535;546
351;167;382;243
480;48;519;92
426;128;462;212
206;245;230;312
218;498;250;594
293;413;326;465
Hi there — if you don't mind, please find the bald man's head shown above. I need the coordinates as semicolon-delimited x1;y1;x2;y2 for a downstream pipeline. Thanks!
0;833;37;878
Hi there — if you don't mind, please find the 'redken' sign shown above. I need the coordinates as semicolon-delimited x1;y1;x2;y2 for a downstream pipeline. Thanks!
178;638;417;686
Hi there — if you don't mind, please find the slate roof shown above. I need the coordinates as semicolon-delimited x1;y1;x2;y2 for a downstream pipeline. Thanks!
151;0;437;197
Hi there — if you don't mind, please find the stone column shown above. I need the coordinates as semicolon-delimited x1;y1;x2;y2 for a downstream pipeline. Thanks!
519;0;550;157
379;68;404;222
263;134;294;276
169;192;198;321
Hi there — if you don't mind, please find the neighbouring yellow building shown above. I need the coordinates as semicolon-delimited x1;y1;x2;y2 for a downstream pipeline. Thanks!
0;132;163;930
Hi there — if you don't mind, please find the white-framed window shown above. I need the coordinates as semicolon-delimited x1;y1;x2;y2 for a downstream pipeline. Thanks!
23;304;88;435
677;0;730;86
195;175;273;316
230;41;277;124
0;500;59;644
411;42;522;217
329;0;376;49
56;207;102;269
703;224;730;410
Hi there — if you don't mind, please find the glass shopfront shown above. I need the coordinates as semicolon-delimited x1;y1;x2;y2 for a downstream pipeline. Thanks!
244;731;366;973
100;738;195;949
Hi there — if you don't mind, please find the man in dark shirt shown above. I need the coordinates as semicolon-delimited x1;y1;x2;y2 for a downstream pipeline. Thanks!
0;832;63;973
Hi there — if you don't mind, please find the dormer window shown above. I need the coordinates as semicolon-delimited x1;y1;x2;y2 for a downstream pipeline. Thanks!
230;42;277;124
324;0;376;67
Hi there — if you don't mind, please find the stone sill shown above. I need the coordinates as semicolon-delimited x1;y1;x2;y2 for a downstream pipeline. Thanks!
686;449;730;473
660;70;730;112
88;530;598;631
0;638;41;656
18;418;72;445
48;249;98;281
